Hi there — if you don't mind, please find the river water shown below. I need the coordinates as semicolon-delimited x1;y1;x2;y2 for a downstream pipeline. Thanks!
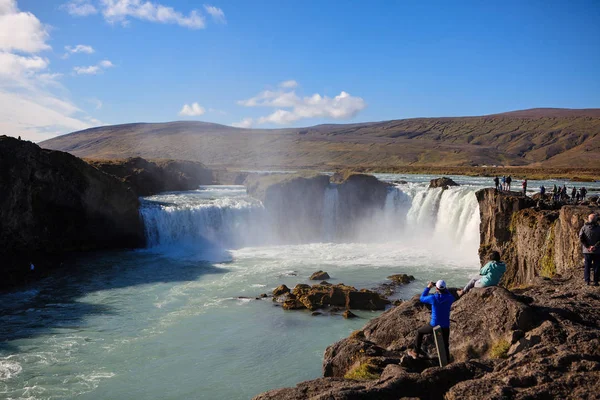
1;174;597;399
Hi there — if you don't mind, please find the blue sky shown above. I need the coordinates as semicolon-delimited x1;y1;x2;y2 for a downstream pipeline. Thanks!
2;0;599;141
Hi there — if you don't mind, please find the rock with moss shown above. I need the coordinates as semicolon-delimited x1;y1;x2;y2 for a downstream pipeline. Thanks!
278;283;390;312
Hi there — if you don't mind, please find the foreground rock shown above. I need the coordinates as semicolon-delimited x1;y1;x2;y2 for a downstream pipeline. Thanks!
0;136;144;289
87;157;214;196
254;278;600;399
273;283;390;311
429;177;459;189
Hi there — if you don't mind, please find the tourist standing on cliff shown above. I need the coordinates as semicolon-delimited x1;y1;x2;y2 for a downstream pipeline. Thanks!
581;187;588;200
553;184;558;201
580;214;600;286
522;179;528;196
540;185;546;197
458;251;506;296
506;176;512;191
494;176;500;191
572;187;577;203
408;280;454;361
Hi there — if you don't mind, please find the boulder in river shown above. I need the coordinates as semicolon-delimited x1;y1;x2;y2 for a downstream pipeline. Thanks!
276;283;390;312
309;270;330;280
386;274;415;284
429;177;459;189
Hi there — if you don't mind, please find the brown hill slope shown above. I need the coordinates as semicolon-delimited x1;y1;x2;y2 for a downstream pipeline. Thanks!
40;109;600;170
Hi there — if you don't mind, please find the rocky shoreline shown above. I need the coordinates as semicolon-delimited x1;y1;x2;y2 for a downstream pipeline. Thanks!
253;190;600;399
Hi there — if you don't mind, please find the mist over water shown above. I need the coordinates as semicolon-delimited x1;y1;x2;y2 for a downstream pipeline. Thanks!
1;175;488;400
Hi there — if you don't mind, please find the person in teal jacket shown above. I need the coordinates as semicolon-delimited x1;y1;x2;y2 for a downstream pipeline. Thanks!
458;251;506;296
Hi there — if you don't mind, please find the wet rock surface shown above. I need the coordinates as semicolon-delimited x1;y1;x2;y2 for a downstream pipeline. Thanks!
310;270;331;280
272;283;390;312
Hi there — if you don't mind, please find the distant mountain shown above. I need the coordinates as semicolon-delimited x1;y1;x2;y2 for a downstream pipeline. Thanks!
40;109;600;170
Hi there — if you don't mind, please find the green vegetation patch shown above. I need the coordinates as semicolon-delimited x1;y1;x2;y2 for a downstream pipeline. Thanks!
344;359;381;381
490;339;511;359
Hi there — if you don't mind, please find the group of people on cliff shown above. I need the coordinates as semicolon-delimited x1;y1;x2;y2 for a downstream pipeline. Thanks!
495;176;589;204
540;184;588;203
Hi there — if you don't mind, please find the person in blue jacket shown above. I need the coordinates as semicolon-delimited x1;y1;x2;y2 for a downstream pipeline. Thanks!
408;279;454;360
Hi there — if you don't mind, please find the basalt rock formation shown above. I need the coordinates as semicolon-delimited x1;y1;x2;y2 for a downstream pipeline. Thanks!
87;157;215;196
273;283;390;312
476;188;598;287
245;172;389;242
0;136;144;289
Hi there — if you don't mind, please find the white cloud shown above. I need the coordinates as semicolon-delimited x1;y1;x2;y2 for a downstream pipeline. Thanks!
279;80;298;89
65;44;95;54
0;0;95;141
61;0;98;16
231;117;254;128
74;65;100;75
0;0;50;53
179;102;205;116
237;83;367;126
73;59;114;75
100;0;205;29
204;4;225;23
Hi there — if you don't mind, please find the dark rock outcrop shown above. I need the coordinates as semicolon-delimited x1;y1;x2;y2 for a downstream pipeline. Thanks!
274;283;390;312
429;177;459;189
0;136;144;289
310;270;331;280
386;274;415;284
477;188;598;287
245;172;390;242
87;157;214;196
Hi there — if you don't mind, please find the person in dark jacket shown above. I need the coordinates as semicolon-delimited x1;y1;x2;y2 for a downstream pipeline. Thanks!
494;176;500;191
506;175;512;191
580;213;600;286
572;187;577;203
540;185;546;197
522;179;527;196
581;187;588;200
408;280;454;360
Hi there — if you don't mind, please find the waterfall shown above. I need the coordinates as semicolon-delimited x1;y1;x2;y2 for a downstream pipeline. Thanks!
139;184;481;257
321;185;339;241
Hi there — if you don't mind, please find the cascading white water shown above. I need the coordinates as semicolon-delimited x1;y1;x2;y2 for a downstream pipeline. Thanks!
321;185;339;241
139;183;481;257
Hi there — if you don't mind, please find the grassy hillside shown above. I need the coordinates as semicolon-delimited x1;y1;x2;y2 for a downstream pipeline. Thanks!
40;109;600;173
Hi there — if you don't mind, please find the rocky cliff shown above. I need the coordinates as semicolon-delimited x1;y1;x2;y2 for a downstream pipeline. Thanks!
245;172;389;242
0;136;144;289
477;188;599;287
87;157;215;196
